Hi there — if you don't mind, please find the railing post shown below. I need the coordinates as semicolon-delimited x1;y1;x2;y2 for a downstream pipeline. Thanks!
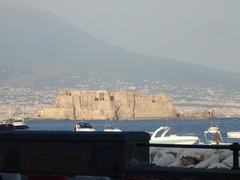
232;143;239;170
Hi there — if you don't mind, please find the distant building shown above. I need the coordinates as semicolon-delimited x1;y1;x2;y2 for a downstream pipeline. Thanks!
179;109;216;119
39;90;177;120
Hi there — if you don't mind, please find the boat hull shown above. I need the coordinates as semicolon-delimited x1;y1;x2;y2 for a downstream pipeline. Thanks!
150;137;199;145
13;125;29;130
75;128;95;132
227;132;240;139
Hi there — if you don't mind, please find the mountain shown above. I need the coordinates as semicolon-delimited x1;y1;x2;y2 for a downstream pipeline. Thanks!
0;6;240;89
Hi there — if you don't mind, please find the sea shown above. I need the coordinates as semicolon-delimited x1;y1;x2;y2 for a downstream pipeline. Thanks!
25;118;240;143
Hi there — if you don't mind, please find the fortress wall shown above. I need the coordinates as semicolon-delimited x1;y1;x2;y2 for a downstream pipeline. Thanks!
56;91;74;108
73;90;115;120
133;94;176;118
40;107;74;119
40;90;177;120
112;91;136;119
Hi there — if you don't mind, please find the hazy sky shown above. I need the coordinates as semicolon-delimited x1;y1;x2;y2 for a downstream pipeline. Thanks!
1;0;240;73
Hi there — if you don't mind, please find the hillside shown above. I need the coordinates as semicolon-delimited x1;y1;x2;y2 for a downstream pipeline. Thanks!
0;6;240;89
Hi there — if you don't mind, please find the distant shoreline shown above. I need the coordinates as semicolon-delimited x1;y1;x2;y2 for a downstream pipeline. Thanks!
25;117;240;121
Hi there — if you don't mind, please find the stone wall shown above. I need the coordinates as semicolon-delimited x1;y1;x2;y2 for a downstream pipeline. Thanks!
39;90;177;120
178;109;216;119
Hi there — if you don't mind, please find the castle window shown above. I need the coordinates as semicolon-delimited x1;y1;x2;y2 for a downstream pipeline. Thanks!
94;97;99;101
110;96;114;101
99;93;105;101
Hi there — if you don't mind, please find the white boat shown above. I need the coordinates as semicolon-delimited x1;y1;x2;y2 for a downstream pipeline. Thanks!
74;122;96;132
103;119;121;132
227;131;240;139
10;117;29;129
149;126;200;145
204;126;228;145
104;127;122;132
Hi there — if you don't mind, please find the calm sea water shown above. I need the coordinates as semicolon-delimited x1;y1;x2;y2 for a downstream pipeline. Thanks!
26;118;240;143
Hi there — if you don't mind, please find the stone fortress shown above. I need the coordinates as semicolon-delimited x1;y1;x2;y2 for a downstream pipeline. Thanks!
39;90;177;120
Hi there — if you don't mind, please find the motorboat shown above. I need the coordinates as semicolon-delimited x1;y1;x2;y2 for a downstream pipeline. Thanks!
74;122;96;132
10;117;29;129
204;126;228;145
5;104;29;129
227;131;240;139
149;126;200;145
104;126;122;132
103;119;121;132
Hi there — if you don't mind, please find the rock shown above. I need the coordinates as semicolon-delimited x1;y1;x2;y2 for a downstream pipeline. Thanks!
180;149;202;159
181;156;200;166
222;155;233;167
218;150;232;162
201;149;216;160
152;155;160;164
158;153;176;166
159;148;182;157
150;148;234;169
195;153;204;162
195;159;210;168
180;149;204;166
195;154;219;168
150;148;163;163
207;162;230;169
169;157;183;167
150;147;163;157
